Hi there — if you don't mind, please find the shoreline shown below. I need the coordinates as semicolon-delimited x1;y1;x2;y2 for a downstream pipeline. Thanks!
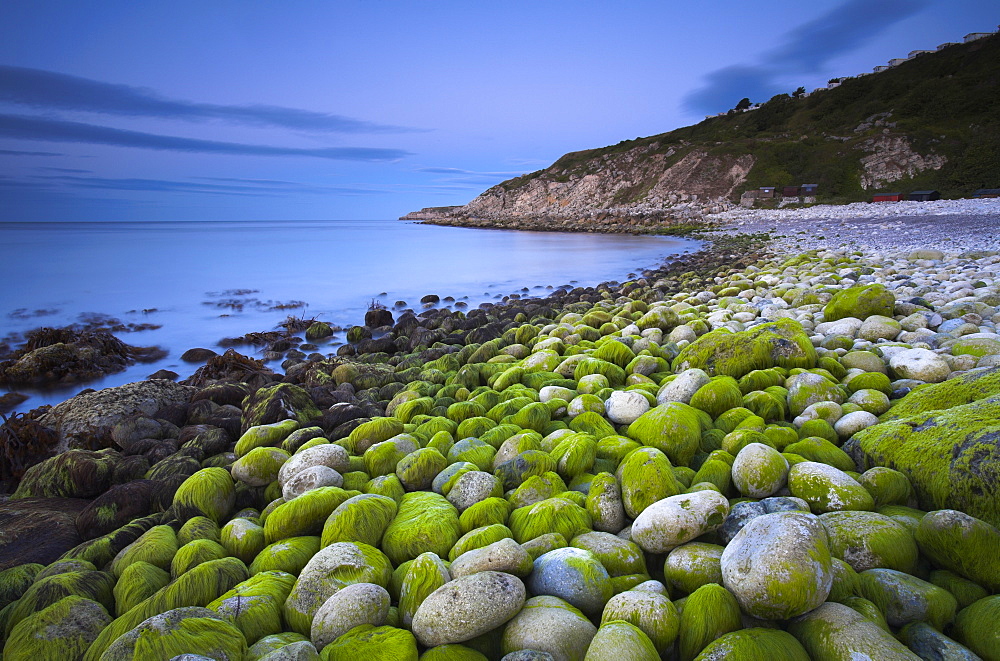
0;209;999;657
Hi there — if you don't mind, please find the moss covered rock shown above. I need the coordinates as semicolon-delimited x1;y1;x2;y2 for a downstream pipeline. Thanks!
626;403;702;468
788;601;918;659
172;467;237;524
819;511;918;573
693;628;810;661
241;382;321;433
399;552;451;628
672;319;816;380
311;582;391;650
631;490;729;554
249;536;321;577
585;620;659;661
731;442;788;498
508;497;592;544
952;595;1000;661
721;511;832;620
319;624;417;661
527;547;612;617
677;583;743;661
208;570;296;645
321;493;398;549
616;447;684;519
412;571;525;646
914;509;1000;593
264;486;352;544
788;462;875;513
846;394;1000;527
98;606;247;661
501;595;596;661
664;542;724;597
381;492;460;566
823;284;895;322
859;568;957;631
2;595;110;661
283;541;392;635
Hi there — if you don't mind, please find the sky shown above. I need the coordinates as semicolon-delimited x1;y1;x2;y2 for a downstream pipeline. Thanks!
0;0;996;221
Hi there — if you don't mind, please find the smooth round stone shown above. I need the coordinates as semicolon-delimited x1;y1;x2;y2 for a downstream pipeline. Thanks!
256;641;320;661
446;471;501;512
281;465;343;500
584;621;658;661
788;462;875;513
833;410;880;439
656;369;710;405
311;582;390;649
527;547;613;617
501;596;596;661
278;444;349;486
889;348;951;383
411;571;525;646
816;317;863;337
449;538;532;578
731;442;789;498
604;390;651;425
858;315;902;342
631;490;730;553
721;511;833;620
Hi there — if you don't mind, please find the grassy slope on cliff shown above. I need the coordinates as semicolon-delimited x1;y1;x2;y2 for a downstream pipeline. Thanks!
501;33;1000;204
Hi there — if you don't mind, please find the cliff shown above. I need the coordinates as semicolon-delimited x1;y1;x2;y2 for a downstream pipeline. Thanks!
405;32;999;227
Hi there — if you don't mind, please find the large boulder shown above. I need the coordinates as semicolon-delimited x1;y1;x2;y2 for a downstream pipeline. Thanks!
846;393;1000;527
671;319;816;380
38;379;194;452
823;284;895;322
0;497;90;569
240;383;322;433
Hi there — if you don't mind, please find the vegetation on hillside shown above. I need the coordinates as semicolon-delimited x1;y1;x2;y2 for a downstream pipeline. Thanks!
501;34;1000;203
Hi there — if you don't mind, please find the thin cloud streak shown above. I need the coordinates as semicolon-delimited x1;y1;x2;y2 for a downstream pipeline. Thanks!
30;174;383;197
0;65;424;134
0;114;411;161
0;148;64;156
684;0;930;114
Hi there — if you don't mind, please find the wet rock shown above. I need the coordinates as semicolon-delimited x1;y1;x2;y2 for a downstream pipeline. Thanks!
0;497;90;570
39;379;195;452
181;348;219;363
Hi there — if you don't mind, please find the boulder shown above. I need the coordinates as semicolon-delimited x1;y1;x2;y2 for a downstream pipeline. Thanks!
671;319;816;380
412;571;525;646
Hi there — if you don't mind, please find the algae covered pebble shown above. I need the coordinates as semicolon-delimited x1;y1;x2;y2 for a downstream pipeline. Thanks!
381;491;461;565
172;467;237;524
501;595;596;661
914;509;1000;592
788;601;919;659
528;547;613;617
584;620;659;661
600;589;679;656
2;595;111;661
311;582;391;650
98;606;248;661
411;571;526;646
318;624;418;661
630;490;729;553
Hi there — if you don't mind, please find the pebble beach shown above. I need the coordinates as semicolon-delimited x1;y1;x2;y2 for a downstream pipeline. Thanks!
0;199;999;660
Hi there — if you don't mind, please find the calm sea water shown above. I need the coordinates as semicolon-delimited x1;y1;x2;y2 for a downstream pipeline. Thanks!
0;220;700;409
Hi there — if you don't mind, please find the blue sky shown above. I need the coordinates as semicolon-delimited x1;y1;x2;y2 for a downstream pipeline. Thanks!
0;0;995;221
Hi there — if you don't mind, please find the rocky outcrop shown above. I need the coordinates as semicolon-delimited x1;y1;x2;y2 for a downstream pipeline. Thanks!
859;135;947;190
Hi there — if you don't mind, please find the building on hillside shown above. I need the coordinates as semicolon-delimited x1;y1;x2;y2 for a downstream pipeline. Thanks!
908;50;934;58
873;192;905;202
972;189;1000;198
937;42;960;50
888;58;909;67
873;65;890;73
800;184;818;196
782;186;801;197
908;190;940;201
964;32;993;43
758;186;776;199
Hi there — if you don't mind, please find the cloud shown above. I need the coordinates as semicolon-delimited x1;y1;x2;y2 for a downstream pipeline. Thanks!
0;113;411;161
0;65;423;134
0;148;64;156
684;0;929;114
37;166;92;174
417;167;526;176
30;174;382;196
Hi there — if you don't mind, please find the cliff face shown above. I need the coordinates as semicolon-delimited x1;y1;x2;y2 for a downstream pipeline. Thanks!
404;33;998;225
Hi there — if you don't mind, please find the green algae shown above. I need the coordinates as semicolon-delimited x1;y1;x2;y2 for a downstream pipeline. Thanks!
381;491;461;565
249;536;321;577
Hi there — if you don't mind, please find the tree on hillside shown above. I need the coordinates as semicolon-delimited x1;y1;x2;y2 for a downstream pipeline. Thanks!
734;97;752;111
792;86;806;98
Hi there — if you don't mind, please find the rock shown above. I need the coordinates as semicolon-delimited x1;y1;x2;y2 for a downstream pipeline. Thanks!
172;466;237;524
656;369;710;406
321;493;397;548
625;403;702;468
889;348;952;383
0;497;89;570
819;511;918;573
318;624;417;660
38;379;194;452
823;284;895;322
833;410;879;438
311;582;390;650
278;444;350;486
731;442;788;498
412;571;525;646
897;621;981;661
663;542;723;596
181;348;218;362
692;628;810;660
11;448;120;499
846;393;1000;527
76;479;167;540
281;465;343;499
604;390;650;425
584;621;658;661
283;541;392;635
450;538;532;578
501;596;597;661
671;319;816;380
241;383;321;433
600;589;678;656
859;568;957;630
721;511;833;619
858;315;901;342
787;462;875;513
914;509;1000;592
527;547;612;616
232;446;291;487
99;606;247;661
1;594;111;660
382;491;461;566
952;595;1000;661
786;372;844;417
788;602;918;659
677;583;743;661
630;490;729;553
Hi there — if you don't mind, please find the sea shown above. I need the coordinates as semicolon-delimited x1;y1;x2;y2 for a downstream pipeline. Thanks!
0;219;701;410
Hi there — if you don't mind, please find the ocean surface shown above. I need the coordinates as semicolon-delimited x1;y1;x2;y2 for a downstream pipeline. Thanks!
0;220;700;410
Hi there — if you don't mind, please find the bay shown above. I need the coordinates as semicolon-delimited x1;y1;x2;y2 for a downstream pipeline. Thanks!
0;219;700;409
